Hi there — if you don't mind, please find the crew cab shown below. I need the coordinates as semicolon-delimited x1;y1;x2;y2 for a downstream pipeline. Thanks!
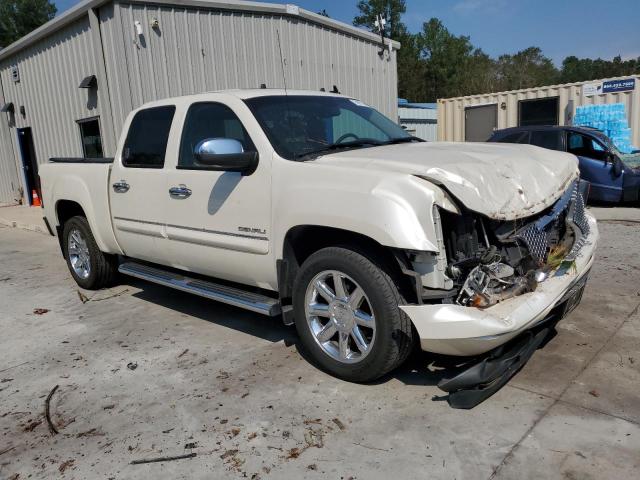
488;125;640;203
40;90;598;404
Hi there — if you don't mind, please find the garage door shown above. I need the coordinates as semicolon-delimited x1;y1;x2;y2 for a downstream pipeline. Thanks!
465;104;497;142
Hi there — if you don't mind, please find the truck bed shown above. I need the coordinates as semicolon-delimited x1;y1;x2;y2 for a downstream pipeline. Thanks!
39;159;123;255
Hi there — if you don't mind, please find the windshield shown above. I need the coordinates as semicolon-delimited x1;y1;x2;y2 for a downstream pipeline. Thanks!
590;129;640;169
244;95;412;160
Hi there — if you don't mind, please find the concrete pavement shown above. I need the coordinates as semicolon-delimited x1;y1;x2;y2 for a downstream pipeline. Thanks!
0;221;639;479
0;205;48;234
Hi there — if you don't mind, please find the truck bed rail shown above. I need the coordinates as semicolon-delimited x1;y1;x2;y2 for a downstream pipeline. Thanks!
49;157;114;164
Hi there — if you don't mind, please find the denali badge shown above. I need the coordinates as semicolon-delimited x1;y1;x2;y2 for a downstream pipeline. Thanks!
238;226;267;235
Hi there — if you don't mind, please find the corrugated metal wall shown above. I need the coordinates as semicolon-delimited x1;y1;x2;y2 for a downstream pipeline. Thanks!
0;80;20;204
0;0;398;205
99;2;397;137
438;75;640;145
398;106;437;141
0;15;112;172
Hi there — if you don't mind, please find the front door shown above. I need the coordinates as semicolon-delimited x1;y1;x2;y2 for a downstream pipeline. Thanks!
17;128;39;204
465;104;497;142
109;105;176;264
163;100;272;288
567;131;623;202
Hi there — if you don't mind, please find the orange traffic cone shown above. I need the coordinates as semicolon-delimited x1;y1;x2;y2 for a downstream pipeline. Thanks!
31;189;41;207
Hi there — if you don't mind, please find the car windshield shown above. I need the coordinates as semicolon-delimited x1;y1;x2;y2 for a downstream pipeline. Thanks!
244;95;414;160
590;129;640;169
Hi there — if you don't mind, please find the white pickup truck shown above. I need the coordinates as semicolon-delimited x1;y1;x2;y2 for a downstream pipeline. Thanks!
40;90;598;400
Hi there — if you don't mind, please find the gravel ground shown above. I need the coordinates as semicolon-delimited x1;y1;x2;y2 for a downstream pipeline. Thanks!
0;220;639;480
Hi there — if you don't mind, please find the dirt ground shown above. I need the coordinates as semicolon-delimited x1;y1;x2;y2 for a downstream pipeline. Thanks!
0;218;639;480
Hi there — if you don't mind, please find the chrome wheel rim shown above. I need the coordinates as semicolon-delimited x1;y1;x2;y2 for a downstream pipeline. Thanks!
304;270;376;364
68;228;91;279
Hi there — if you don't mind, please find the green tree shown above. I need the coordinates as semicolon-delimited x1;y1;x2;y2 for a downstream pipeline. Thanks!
0;0;57;48
417;18;495;101
495;47;558;91
559;55;640;83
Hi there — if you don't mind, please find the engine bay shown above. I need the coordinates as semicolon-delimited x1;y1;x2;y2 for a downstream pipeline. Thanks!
413;180;590;309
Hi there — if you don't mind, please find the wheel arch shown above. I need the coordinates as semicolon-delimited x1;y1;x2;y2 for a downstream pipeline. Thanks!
55;200;87;257
277;225;419;324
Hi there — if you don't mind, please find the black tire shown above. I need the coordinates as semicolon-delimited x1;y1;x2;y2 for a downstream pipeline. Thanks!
62;216;119;290
292;247;414;382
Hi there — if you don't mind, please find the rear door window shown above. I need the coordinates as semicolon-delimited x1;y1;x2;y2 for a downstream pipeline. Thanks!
123;106;176;168
495;131;529;144
529;130;562;151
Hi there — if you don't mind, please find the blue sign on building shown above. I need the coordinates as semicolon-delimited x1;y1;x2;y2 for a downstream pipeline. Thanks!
602;78;635;93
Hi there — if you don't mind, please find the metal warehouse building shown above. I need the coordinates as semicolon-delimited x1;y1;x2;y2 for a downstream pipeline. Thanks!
438;75;639;144
397;99;437;141
0;0;399;206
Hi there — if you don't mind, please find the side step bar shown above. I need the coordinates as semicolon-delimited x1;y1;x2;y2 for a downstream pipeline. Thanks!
119;262;281;316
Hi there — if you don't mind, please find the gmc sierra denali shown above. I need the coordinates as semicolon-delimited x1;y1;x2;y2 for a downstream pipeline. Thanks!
40;90;598;406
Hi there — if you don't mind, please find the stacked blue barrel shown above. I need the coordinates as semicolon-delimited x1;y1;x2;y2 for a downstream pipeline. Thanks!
573;103;635;153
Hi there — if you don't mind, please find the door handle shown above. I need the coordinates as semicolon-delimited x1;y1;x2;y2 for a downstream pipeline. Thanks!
169;185;192;199
112;180;130;193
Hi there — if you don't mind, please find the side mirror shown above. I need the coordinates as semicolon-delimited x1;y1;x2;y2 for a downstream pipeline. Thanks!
604;152;613;164
194;138;258;175
612;156;624;178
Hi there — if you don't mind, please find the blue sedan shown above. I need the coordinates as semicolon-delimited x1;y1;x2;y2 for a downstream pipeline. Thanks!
488;125;640;203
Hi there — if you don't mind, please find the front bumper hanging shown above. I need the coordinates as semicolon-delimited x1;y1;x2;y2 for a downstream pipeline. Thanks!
434;271;588;409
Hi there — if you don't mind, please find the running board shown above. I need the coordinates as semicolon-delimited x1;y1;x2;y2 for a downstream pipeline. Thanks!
118;262;281;316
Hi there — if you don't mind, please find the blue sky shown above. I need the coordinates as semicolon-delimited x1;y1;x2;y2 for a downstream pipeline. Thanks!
54;0;639;65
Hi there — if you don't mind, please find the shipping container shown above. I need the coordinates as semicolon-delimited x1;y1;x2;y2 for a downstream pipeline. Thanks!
437;75;640;146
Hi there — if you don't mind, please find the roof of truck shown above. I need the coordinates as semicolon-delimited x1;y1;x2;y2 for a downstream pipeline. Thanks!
132;89;351;110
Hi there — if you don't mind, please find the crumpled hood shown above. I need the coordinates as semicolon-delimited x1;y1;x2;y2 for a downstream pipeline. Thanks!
313;142;579;220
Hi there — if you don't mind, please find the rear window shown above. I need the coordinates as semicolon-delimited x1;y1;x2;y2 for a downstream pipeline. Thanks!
529;130;562;151
123;106;175;168
495;131;529;144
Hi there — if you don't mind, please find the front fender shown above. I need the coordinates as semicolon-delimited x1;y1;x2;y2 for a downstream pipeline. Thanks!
273;161;459;257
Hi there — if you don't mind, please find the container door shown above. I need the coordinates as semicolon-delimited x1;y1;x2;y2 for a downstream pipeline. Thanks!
465;104;497;142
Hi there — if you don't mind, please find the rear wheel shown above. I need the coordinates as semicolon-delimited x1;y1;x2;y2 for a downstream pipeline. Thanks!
62;216;118;289
293;247;414;382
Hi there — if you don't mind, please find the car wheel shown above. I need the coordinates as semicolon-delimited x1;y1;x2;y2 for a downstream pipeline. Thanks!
62;216;118;290
292;247;414;382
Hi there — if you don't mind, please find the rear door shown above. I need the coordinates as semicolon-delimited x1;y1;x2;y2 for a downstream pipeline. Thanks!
109;105;176;264
567;131;623;202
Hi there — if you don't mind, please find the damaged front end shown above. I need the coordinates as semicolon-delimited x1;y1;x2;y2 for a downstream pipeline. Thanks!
401;179;592;409
413;179;591;308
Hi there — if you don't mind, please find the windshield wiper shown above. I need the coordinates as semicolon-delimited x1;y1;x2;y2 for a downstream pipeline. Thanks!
295;138;383;160
383;136;425;145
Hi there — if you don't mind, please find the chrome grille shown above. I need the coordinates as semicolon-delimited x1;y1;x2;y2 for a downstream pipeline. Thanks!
515;180;590;264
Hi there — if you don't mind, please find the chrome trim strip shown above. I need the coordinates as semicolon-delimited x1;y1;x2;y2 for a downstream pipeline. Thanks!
113;216;269;241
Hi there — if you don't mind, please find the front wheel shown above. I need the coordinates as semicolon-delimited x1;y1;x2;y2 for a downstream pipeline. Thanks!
62;216;118;290
292;247;414;382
